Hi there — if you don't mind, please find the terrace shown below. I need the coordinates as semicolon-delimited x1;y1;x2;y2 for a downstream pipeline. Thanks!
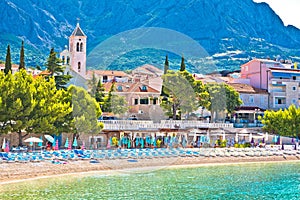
99;120;233;131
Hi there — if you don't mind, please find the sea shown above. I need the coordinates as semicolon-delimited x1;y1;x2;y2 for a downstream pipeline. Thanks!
0;161;299;200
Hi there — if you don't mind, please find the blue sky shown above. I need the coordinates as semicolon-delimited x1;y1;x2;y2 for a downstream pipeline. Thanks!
254;0;300;29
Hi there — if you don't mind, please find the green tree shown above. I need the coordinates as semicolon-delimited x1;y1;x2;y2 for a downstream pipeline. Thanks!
111;94;129;116
161;71;198;119
4;45;12;74
26;77;72;135
179;70;210;109
68;85;103;135
0;70;35;145
204;83;242;122
102;82;115;112
95;79;105;105
19;41;25;70
261;105;300;138
164;54;169;74
45;48;72;89
180;55;186;71
88;72;98;97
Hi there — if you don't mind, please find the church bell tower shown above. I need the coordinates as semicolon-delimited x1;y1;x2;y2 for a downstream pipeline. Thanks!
69;22;87;77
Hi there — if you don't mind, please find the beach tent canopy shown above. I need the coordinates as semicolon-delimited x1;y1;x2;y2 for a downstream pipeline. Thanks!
239;129;250;134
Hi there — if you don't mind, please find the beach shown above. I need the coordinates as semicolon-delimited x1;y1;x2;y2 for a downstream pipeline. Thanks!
1;152;299;184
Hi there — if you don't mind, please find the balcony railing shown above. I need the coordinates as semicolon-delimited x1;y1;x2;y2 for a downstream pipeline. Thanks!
99;120;233;131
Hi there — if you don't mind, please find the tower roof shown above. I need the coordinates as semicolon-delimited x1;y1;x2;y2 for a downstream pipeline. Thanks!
71;23;86;37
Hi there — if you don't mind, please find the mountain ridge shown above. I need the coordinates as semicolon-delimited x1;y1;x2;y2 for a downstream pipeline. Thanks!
0;0;300;72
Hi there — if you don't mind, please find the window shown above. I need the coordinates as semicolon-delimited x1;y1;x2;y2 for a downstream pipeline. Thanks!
275;97;286;105
140;98;149;104
62;56;65;64
141;85;147;91
249;95;254;104
80;43;83;52
67;57;70;65
292;86;296;91
78;62;81;72
76;42;80;52
117;85;122;91
134;99;138;105
153;98;157;105
103;76;108;82
292;98;297;104
293;76;296;80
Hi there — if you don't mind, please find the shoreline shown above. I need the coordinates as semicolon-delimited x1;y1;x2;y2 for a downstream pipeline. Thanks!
1;155;299;185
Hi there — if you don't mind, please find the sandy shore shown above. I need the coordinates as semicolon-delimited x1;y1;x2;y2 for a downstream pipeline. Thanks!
1;155;299;184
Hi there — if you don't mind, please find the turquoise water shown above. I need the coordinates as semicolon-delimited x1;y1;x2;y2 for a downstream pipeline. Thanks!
1;162;299;200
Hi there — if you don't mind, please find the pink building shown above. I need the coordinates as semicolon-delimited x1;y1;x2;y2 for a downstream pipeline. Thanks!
241;59;300;109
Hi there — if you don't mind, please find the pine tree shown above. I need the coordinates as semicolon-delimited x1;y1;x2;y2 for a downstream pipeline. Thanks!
45;48;72;89
180;55;186;71
4;45;12;74
164;54;169;74
19;41;25;70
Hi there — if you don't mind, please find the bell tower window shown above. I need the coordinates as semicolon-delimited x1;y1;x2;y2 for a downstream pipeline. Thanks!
62;56;65;64
76;42;80;52
78;62;81;72
67;57;70;65
80;43;83;52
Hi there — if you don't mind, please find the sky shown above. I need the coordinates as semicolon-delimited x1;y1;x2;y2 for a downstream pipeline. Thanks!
254;0;300;29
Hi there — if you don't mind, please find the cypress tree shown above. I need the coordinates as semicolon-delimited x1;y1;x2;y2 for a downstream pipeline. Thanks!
19;40;25;70
180;55;186;71
4;45;12;74
95;79;105;103
164;54;169;74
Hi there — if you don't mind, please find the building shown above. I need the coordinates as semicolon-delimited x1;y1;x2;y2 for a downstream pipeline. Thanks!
240;58;300;109
86;70;131;83
60;22;87;88
59;23;164;120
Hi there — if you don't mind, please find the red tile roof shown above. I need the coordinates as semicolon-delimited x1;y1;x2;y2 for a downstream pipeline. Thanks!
103;82;160;93
86;70;128;77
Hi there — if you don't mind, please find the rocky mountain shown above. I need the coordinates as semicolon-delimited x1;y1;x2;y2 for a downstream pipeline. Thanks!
0;0;300;73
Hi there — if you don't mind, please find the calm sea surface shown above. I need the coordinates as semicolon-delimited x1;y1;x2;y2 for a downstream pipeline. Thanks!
1;162;299;200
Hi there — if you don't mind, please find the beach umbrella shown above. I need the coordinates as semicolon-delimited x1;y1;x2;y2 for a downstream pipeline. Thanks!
135;138;139;147
73;137;78;147
38;136;43;147
141;138;144;148
81;141;85;150
107;138;111;149
68;140;72;150
2;138;6;150
44;135;55;143
153;138;157;147
64;138;69;148
5;141;9;152
235;133;238;143
24;137;43;143
127;139;131;149
265;132;268;141
55;139;59;150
